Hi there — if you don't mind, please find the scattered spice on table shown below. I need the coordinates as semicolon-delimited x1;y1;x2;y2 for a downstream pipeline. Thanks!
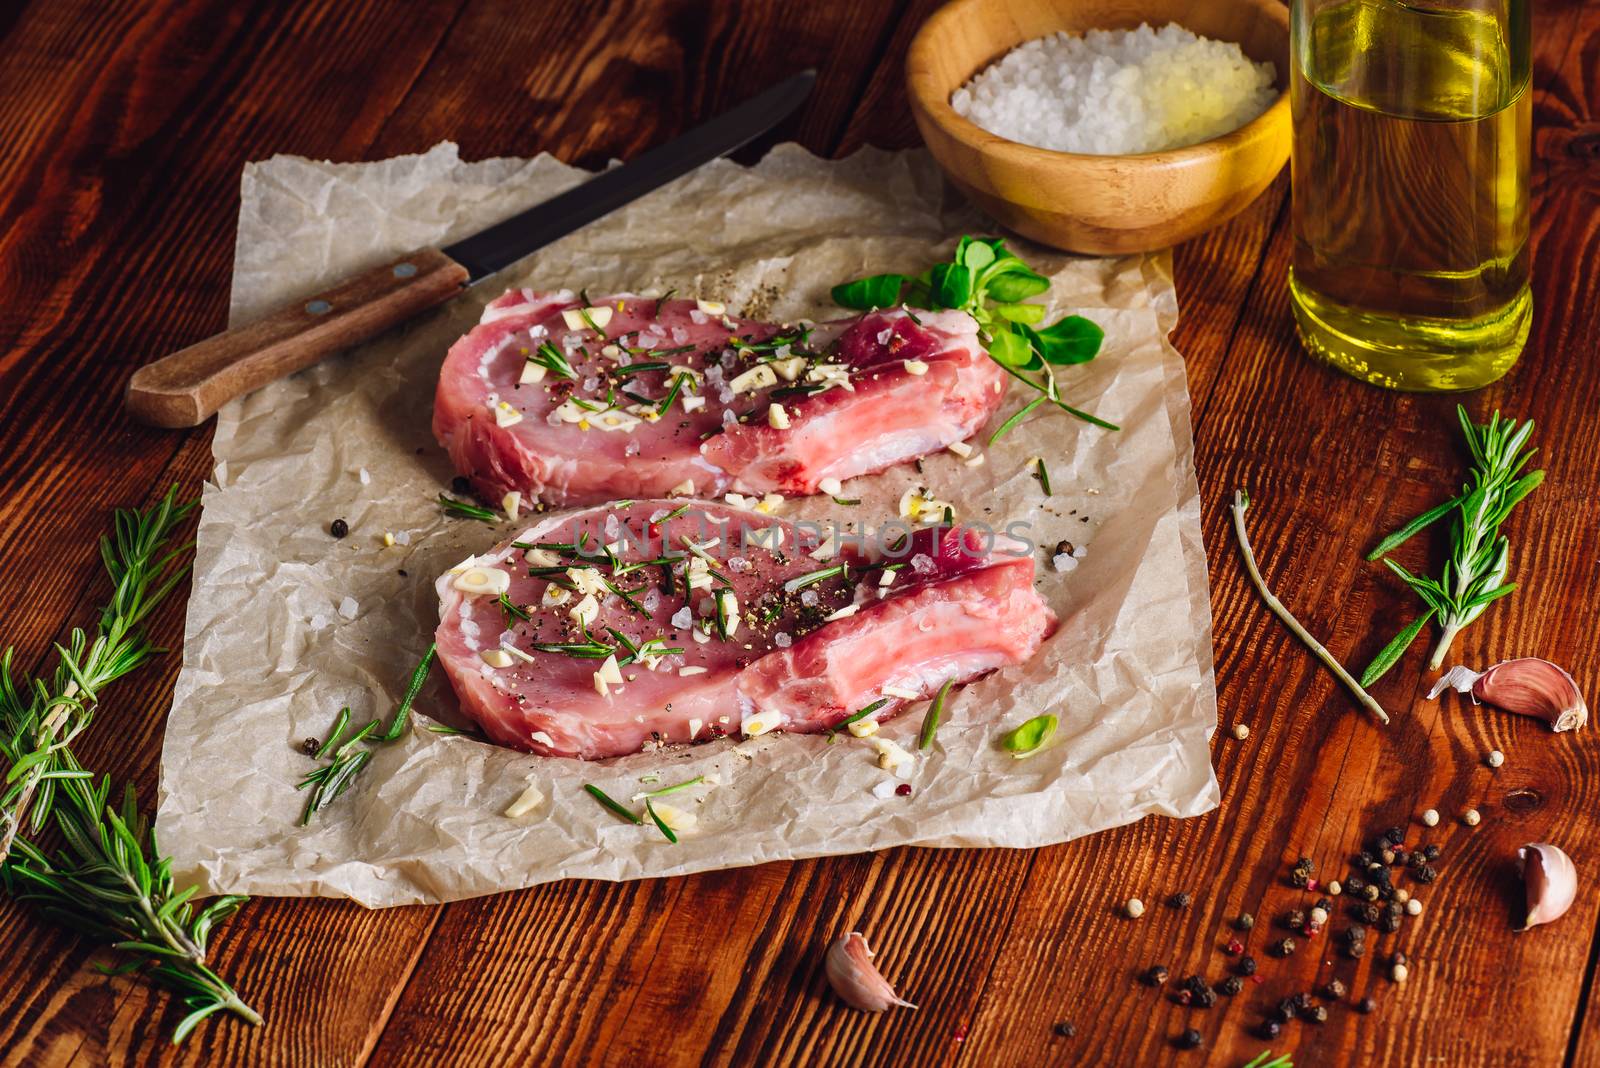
1463;807;1482;826
329;517;348;538
1488;749;1505;767
1169;891;1193;909
1125;897;1146;918
1142;964;1170;986
1176;1027;1202;1050
1052;1020;1077;1038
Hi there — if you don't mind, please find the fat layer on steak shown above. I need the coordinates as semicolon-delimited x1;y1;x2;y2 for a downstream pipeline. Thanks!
432;290;1005;506
434;500;1056;759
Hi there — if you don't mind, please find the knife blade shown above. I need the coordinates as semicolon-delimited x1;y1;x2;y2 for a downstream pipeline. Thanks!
125;70;817;429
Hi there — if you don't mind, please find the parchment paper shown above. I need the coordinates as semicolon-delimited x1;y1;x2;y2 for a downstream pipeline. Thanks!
155;142;1218;907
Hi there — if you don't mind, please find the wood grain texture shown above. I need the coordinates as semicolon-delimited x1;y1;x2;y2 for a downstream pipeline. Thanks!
1;0;1599;1065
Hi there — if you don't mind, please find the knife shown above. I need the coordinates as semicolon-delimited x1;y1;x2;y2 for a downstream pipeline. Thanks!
125;70;817;428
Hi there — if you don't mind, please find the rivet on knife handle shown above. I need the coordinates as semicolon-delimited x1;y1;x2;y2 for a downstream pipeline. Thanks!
124;248;469;428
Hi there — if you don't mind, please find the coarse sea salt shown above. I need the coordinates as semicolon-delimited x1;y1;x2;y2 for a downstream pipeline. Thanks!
951;23;1277;155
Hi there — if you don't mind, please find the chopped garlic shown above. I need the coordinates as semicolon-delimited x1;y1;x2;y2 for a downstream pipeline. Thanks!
771;355;807;381
452;566;511;597
598;654;624;686
947;440;974;458
964;454;986;468
725;492;756;509
651;801;697;832
541;584;572;607
883;685;920;700
871;737;914;774
669;479;696;497
480;648;513;668
756;492;785;514
562;305;613;331
502;491;522;520
878;570;897;588
567;567;608;597
767;403;790;430
823;604;859;622
382;531;396;547
519;361;547;385
570;593;600;627
818;477;843;496
903;359;929;375
742;710;781;737
728;364;778;393
504;781;545;818
688;717;703;737
847;719;880;738
681;395;707;413
500;643;536;664
493;401;524;427
525;547;560;567
601;343;621;358
695;298;726;316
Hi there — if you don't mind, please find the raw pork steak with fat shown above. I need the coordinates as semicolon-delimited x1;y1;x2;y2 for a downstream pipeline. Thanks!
433;290;1005;506
434;500;1055;759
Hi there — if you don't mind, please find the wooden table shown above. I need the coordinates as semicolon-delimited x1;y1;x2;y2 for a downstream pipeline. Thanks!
2;1;1597;1064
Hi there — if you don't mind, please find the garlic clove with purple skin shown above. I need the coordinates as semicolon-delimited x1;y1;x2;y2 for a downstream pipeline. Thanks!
1428;658;1589;732
1518;843;1578;930
825;932;917;1012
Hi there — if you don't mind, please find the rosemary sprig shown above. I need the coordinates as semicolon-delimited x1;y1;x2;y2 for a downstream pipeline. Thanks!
0;487;258;1041
0;485;196;860
919;679;954;750
296;644;436;824
1360;406;1542;681
438;494;498;523
1231;490;1390;724
644;799;677;844
585;784;643;824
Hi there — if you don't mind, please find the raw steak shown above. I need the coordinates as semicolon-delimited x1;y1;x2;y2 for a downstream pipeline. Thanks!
433;499;1055;759
432;289;1004;507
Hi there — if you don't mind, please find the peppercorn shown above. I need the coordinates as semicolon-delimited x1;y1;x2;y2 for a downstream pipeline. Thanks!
1169;891;1193;909
1259;1020;1282;1040
1316;896;1333;913
1273;937;1297;957
1275;998;1298;1023
451;476;471;494
1142;965;1169;987
1175;989;1192;1006
1192;988;1217;1009
1054;1021;1077;1038
895;783;912;797
1182;975;1211;995
1364;885;1381;902
1288;868;1310;889
1359;996;1378;1014
1422;844;1441;861
1307;1005;1329;1024
1235;912;1255;931
1385;826;1404;845
1295;856;1316;873
1379;910;1400;933
301;737;320;754
1240;955;1258;976
1392;849;1410;867
1360;903;1381;925
1412;864;1438;884
1225;939;1244;956
1391;950;1408;967
1219;976;1243;996
1346;875;1367;894
1177;1028;1202;1050
1284;909;1307;931
1345;923;1367;943
1323;978;1347;999
1290;992;1313;1013
1380;848;1396;865
1347;941;1366;959
330;518;349;538
1357;850;1376;868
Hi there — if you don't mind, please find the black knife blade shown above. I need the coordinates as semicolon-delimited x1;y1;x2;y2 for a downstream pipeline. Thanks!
444;69;816;282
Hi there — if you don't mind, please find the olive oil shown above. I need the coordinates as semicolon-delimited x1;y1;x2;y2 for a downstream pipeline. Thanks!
1290;0;1531;391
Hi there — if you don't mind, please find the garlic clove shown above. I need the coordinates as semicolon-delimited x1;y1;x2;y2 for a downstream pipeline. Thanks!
1518;843;1578;930
825;932;917;1012
1428;658;1588;732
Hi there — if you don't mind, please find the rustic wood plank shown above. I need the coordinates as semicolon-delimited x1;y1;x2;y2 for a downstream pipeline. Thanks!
0;1;472;1063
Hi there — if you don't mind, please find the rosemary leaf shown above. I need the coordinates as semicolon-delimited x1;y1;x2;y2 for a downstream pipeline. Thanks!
585;784;643;825
919;679;954;750
644;799;678;844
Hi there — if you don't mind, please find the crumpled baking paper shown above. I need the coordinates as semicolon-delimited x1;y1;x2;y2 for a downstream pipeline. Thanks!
154;142;1218;907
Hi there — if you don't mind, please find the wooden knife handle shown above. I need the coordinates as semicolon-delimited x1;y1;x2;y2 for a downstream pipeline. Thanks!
125;247;470;428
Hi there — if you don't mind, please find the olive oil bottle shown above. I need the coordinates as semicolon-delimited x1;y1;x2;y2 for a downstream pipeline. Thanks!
1290;0;1531;391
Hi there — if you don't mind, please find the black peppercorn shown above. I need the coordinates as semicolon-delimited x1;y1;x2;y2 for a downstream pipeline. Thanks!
1380;848;1396;865
1240;955;1258;976
1346;875;1367;894
1182;975;1211;995
1308;1005;1329;1024
301;737;320;754
1219;976;1243;996
1391;951;1408;967
1054;1021;1077;1038
1236;912;1256;931
1142;965;1170;987
1274;936;1297;957
1316;896;1333;913
1412;863;1438;884
1323;978;1347;999
1424;843;1442;860
1295;856;1316;874
1169;891;1193;909
1345;922;1367;942
1385;826;1404;845
1275;999;1297;1023
1177;1028;1202;1050
1260;1020;1282;1039
1360;903;1381;925
1284;909;1307;931
1193;988;1217;1009
1347;941;1367;959
1380;913;1402;933
451;476;471;494
1357;850;1376;868
1359;996;1378;1014
330;518;349;538
1288;868;1310;889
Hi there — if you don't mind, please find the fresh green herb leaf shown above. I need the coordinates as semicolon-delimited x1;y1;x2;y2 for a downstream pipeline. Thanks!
985;268;1050;302
919;679;954;750
1035;458;1051;496
1001;713;1057;755
1032;316;1105;365
838;697;890;730
831;497;861;506
988;396;1046;445
497;593;530;628
585;784;643;825
987;328;1033;369
438;494;498;523
993;302;1046;324
831;274;905;310
644;799;678;844
641;775;705;799
532;341;578;380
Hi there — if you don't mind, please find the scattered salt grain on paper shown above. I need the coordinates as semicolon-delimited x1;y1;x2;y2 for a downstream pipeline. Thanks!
951;22;1277;155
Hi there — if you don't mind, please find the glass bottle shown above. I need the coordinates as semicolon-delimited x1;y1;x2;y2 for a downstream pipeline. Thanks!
1289;0;1532;391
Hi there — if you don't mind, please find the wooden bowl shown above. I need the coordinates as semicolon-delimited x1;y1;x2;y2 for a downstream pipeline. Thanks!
906;0;1291;254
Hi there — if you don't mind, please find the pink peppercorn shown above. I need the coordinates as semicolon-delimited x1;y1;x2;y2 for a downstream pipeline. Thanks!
896;783;912;797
